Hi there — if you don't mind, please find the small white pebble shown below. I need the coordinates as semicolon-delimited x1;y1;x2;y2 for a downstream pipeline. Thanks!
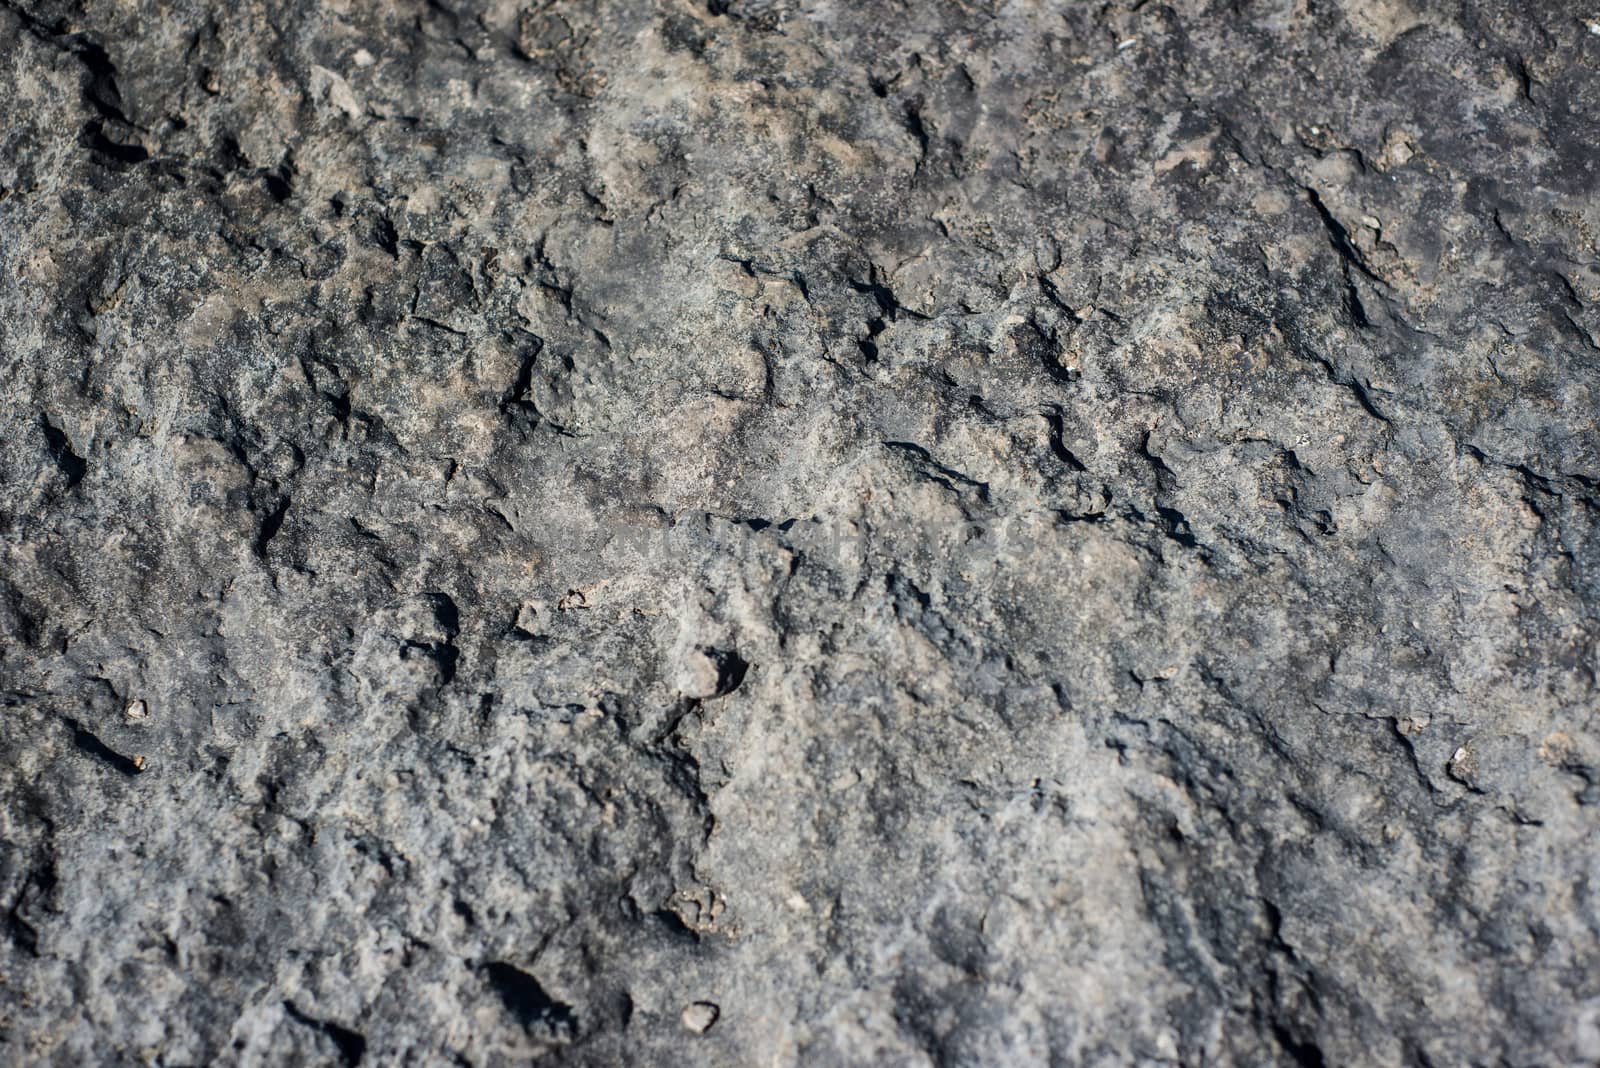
1589;21;1600;37
682;1001;720;1033
1117;38;1138;51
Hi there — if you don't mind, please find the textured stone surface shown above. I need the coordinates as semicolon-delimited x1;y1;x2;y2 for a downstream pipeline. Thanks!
3;1;1599;1064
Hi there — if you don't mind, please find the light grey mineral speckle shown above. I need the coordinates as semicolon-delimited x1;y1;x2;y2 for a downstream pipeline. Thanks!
2;0;1599;1065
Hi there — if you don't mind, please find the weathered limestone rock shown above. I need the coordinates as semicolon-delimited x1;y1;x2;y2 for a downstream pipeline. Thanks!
2;1;1598;1064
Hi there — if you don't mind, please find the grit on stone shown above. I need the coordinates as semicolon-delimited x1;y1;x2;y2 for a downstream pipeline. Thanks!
2;1;1598;1065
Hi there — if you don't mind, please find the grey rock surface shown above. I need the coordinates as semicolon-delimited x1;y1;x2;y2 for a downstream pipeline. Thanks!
3;0;1599;1064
